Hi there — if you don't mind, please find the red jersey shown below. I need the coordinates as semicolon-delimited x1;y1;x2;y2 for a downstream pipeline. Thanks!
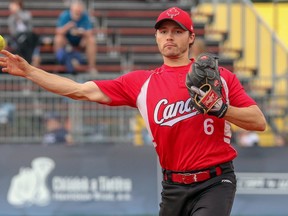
94;62;256;171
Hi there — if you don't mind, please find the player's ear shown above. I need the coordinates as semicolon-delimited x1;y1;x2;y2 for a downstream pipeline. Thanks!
189;33;196;45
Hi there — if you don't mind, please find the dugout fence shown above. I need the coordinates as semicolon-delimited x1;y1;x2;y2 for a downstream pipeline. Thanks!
0;73;285;147
0;74;138;145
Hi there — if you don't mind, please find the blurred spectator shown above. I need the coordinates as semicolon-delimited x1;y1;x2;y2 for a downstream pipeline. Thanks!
54;0;97;74
42;113;73;146
190;37;207;59
237;129;260;147
0;103;16;125
7;0;41;67
274;133;287;147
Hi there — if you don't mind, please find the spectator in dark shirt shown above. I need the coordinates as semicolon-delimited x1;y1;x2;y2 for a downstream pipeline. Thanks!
7;0;41;67
42;113;73;146
54;0;97;74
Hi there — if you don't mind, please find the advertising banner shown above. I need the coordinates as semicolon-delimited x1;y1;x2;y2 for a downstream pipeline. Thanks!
1;144;288;216
0;143;159;216
232;147;288;215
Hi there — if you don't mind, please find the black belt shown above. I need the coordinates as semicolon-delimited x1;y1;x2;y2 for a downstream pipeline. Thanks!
163;161;234;185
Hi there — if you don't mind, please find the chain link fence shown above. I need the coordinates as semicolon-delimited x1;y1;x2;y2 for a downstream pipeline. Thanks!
0;74;138;144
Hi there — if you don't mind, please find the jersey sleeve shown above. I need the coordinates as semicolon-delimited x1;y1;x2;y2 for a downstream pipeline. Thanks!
93;70;151;107
81;13;93;30
220;67;257;107
57;11;69;27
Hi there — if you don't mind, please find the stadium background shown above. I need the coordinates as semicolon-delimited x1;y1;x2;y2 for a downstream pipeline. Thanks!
0;0;288;215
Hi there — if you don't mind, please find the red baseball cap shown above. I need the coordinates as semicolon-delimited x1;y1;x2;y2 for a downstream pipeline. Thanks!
154;7;194;33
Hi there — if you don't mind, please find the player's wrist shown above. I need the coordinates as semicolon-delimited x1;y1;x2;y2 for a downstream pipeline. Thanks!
216;103;228;118
208;102;228;118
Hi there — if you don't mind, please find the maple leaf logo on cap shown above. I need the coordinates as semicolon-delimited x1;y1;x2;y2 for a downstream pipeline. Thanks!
167;7;180;19
154;7;194;33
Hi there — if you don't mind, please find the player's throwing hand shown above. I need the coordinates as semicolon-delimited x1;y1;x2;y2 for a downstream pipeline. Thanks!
0;50;32;77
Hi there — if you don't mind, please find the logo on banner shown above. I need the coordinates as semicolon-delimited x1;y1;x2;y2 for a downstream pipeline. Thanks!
237;172;288;195
7;157;133;207
7;157;55;207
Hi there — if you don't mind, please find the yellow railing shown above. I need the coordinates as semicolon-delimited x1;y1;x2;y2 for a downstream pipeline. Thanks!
198;0;288;146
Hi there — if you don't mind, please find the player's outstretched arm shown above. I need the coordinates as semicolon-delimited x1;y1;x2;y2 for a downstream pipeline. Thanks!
224;105;266;131
0;50;110;103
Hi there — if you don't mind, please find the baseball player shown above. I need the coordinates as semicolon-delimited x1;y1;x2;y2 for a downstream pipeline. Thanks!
0;6;266;216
